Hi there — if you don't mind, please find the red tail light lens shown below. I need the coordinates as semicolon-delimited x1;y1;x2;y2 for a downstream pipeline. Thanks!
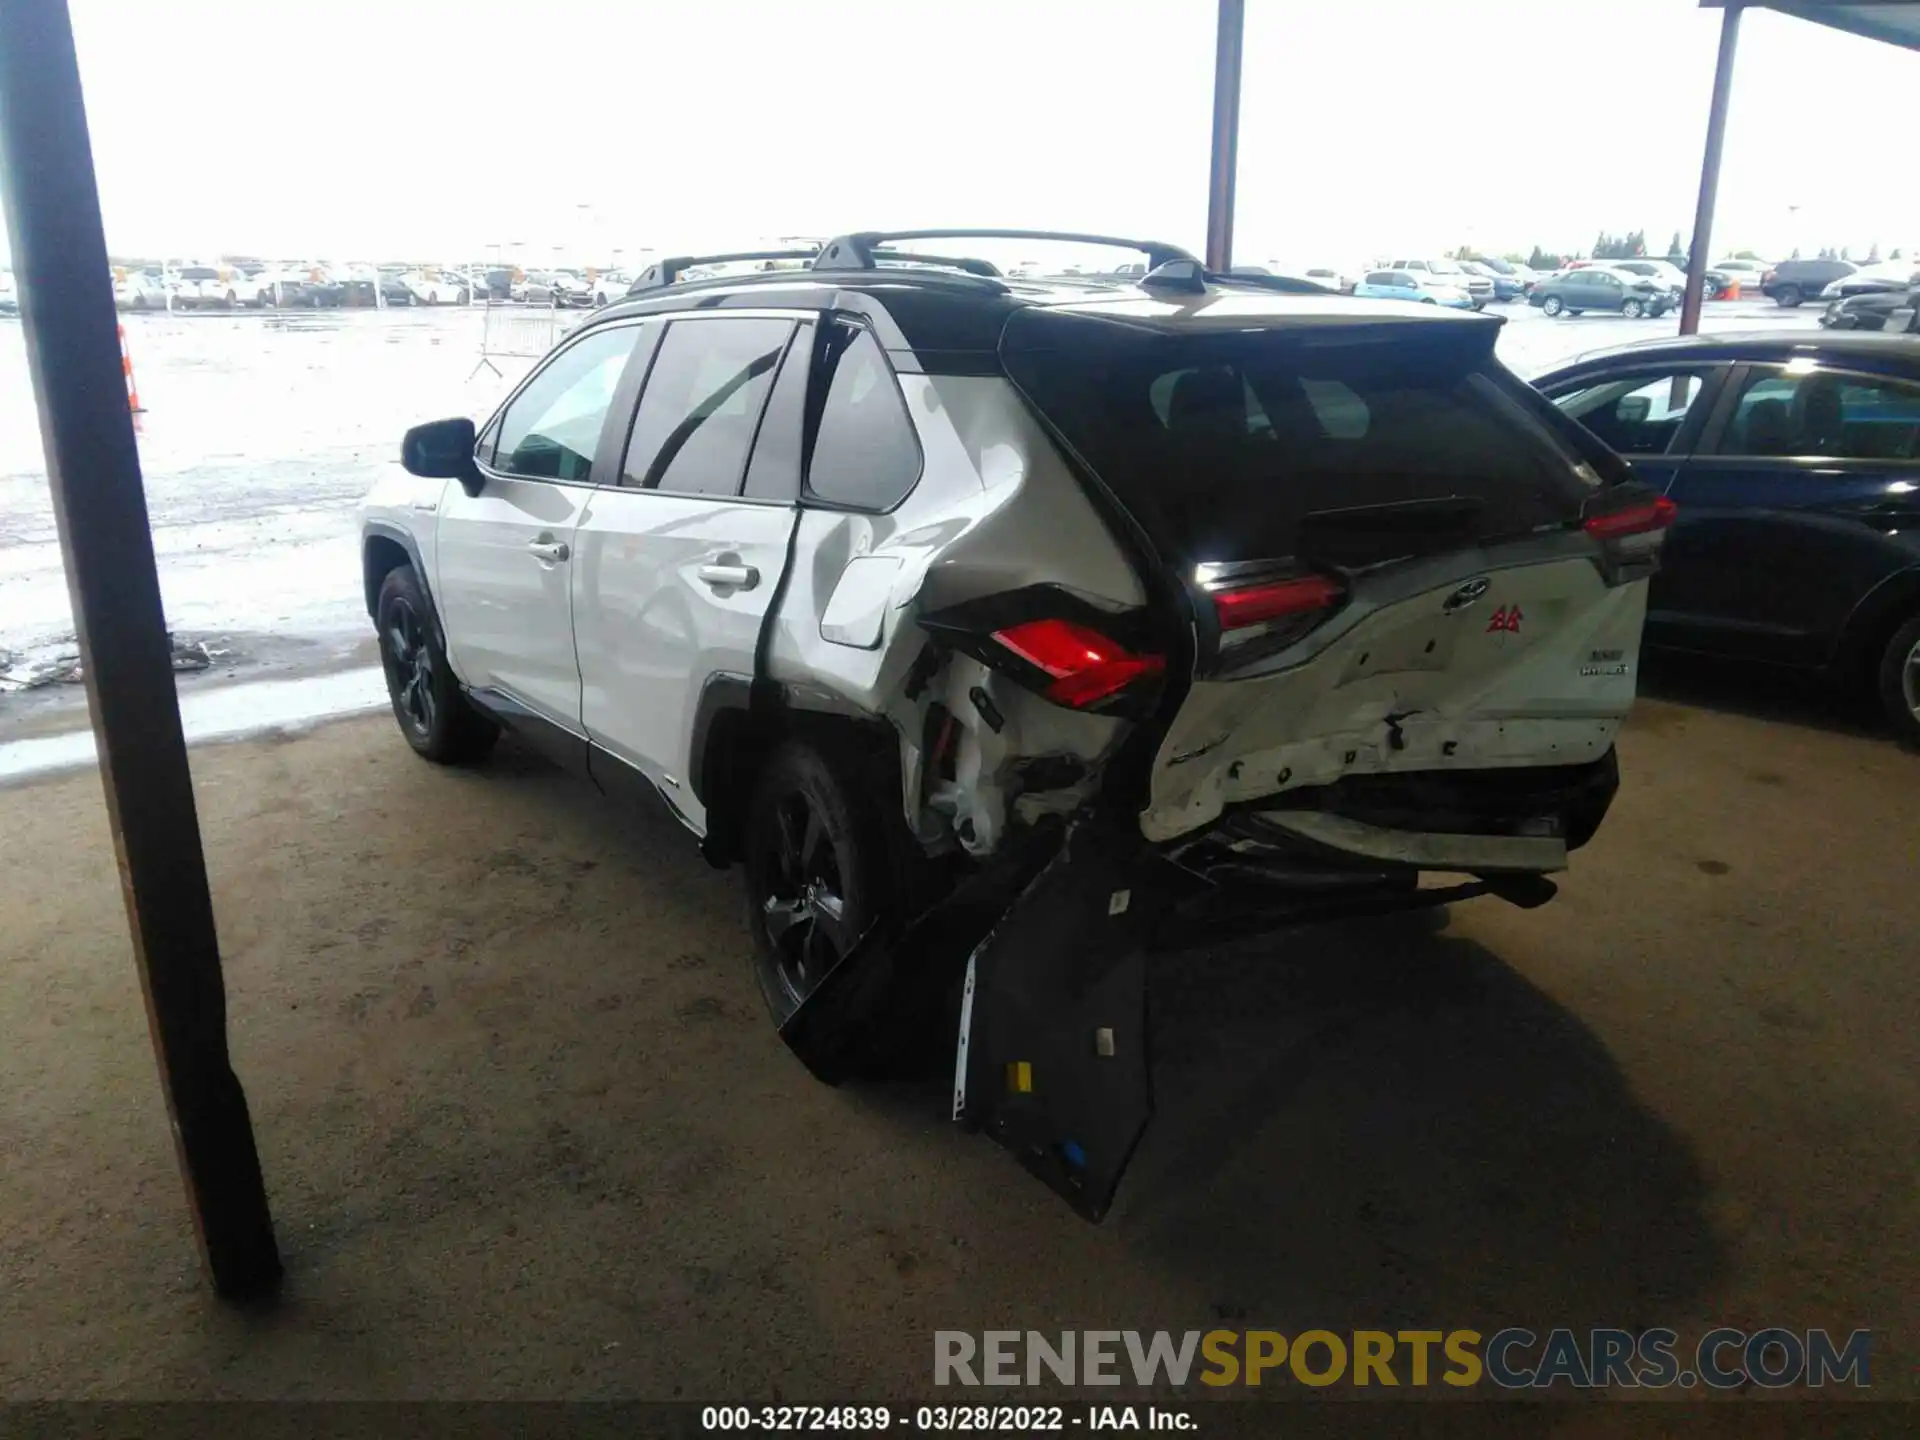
1583;495;1676;539
1211;573;1347;631
991;619;1165;709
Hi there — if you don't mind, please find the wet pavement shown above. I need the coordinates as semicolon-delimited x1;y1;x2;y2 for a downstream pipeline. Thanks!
0;297;1821;759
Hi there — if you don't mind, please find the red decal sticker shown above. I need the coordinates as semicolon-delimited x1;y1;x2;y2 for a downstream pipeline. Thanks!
1487;604;1524;634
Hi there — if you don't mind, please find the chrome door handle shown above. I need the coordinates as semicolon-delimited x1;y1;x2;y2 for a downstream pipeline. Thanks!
697;563;759;591
528;539;570;563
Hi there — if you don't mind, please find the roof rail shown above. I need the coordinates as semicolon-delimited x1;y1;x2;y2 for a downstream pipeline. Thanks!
812;229;1198;274
1209;271;1345;297
629;248;821;293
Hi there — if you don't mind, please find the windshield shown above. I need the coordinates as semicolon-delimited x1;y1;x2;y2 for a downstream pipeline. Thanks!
1427;259;1464;275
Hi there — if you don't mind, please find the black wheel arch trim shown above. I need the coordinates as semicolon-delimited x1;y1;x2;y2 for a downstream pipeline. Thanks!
1835;564;1920;678
363;521;445;646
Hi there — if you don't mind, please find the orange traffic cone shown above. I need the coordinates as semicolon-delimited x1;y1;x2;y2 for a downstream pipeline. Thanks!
119;323;145;414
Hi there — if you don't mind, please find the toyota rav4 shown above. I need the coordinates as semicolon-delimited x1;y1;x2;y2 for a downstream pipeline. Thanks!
360;229;1672;1219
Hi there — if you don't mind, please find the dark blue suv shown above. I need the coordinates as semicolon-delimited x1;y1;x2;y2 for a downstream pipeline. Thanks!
1533;332;1920;743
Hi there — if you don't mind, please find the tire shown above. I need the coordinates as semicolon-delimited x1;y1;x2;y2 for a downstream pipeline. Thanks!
425;288;439;306
1622;298;1645;319
224;289;237;308
1774;284;1802;308
456;288;470;305
1541;295;1564;317
375;564;499;765
742;737;917;1032
1874;613;1920;748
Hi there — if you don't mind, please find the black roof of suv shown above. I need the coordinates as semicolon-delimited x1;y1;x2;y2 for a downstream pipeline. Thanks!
596;229;1495;370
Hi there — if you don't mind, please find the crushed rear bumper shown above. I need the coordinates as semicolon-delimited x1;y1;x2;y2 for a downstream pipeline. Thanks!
780;752;1615;1220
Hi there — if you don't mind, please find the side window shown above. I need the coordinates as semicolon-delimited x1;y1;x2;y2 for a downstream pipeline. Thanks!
1715;367;1920;461
805;323;922;510
1550;372;1707;456
491;325;643;482
742;323;813;501
621;317;795;495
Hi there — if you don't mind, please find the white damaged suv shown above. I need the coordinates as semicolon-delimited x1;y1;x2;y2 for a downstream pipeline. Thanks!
361;230;1672;1218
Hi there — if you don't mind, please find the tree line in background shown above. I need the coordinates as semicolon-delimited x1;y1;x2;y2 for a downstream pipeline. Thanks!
1446;227;1901;272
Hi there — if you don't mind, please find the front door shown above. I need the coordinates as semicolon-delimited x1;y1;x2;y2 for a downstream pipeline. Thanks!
571;314;810;829
433;322;648;728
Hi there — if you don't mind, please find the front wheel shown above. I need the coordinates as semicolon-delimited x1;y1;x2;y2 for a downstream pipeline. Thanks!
376;565;499;764
1541;295;1564;317
1875;613;1920;748
1774;284;1802;308
1622;298;1645;319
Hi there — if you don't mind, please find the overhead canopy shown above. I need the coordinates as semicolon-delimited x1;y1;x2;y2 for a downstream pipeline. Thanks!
1701;1;1920;51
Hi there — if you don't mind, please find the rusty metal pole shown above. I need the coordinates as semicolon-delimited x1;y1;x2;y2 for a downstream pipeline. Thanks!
0;0;282;1299
1204;0;1245;273
1680;3;1743;335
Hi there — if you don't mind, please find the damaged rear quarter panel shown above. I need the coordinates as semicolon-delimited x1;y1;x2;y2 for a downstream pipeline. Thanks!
764;373;1147;851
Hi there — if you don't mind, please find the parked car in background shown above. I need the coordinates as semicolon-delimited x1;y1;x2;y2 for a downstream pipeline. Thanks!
379;271;416;306
1821;262;1920;301
1761;257;1855;308
1536;332;1920;743
590;271;636;306
1611;259;1689;306
1709;258;1768;294
1821;282;1920;332
401;269;472;305
1352;268;1475;308
0;269;15;314
1528;266;1671;319
1459;259;1524;302
112;267;168;310
168;263;268;309
1389;257;1491;309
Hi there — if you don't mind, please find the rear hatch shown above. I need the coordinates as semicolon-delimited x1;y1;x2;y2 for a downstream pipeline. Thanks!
1000;299;1664;852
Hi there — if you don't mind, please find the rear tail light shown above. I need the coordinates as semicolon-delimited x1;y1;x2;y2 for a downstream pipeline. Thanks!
1583;493;1676;578
1583;494;1676;539
990;619;1165;710
1201;569;1349;661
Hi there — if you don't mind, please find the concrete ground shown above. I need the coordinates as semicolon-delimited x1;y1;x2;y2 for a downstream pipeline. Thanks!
0;675;1914;1422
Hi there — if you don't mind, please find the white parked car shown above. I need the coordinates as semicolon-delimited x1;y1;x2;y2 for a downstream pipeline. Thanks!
359;231;1668;1220
0;269;15;313
168;263;270;309
401;270;472;306
589;270;636;307
1389;257;1492;309
112;268;168;310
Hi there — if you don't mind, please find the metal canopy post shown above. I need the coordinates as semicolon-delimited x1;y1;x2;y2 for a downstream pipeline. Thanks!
1680;3;1744;335
1204;0;1245;273
0;0;282;1298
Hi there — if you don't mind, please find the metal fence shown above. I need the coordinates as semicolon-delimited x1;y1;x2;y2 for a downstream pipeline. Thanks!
473;298;588;374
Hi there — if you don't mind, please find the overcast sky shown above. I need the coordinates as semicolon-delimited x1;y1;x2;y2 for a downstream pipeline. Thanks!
7;0;1917;268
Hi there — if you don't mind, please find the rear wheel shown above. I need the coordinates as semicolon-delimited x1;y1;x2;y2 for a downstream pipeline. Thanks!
1774;284;1803;308
1541;295;1564;317
743;738;911;1031
1622;298;1645;319
1875;613;1920;747
376;565;499;764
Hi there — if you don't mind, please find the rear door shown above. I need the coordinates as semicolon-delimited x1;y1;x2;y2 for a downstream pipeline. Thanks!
570;312;807;828
1659;362;1920;666
433;322;648;730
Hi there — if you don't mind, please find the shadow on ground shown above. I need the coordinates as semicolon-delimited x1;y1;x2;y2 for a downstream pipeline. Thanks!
1638;648;1886;743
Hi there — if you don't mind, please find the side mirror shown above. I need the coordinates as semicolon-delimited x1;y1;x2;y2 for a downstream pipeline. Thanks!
402;416;483;496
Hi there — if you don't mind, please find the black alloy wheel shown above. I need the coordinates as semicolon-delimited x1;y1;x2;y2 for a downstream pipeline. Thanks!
375;564;498;764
